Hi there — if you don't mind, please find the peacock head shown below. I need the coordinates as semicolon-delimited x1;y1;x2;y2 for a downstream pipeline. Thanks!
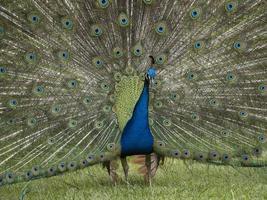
146;55;157;82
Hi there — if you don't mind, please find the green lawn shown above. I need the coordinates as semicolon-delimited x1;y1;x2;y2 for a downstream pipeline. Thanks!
0;159;266;200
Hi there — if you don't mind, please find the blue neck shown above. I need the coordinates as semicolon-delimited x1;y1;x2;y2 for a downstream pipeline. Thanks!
120;80;154;156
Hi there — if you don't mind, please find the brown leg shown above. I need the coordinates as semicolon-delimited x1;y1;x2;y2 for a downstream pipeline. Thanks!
145;154;152;185
121;157;129;182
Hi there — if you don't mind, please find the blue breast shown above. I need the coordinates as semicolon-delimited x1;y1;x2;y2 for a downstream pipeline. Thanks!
120;81;154;156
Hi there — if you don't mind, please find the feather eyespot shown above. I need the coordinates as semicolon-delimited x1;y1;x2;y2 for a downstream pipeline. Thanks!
25;171;33;180
118;13;129;27
67;80;78;89
157;141;165;148
83;96;91;105
0;66;7;75
171;150;181;158
190;8;200;19
51;104;61;115
68;119;78;128
47;167;56;176
34;85;45;95
93;57;104;68
28;13;41;24
155;54;167;65
163;119;172;127
25;52;38;64
27;117;37;127
107;143;115;152
239;111;248;118
100;82;110;91
97;0;110;8
80;159;88;168
113;47;124;58
258;134;266;143
258;84;266;93
253;147;262;156
31;166;40;176
68;161;77;170
222;153;231;162
133;44;143;56
182;149;191;158
8;99;18;109
87;154;95;162
225;2;237;12
61;18;73;30
5;172;15;183
58;162;67;172
91;25;103;37
95;120;104;129
155;22;168;36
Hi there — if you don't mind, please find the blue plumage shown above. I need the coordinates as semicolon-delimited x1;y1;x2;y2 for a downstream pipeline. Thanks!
120;80;154;156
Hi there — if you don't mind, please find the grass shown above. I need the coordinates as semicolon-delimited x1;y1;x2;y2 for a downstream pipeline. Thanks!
0;159;267;200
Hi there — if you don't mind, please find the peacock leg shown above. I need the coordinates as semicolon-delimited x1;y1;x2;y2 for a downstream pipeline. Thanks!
145;154;152;185
120;157;129;182
103;161;118;185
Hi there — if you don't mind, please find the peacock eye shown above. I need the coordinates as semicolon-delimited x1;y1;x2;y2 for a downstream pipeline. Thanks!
58;50;70;61
61;18;73;30
103;105;111;113
163;119;172;127
113;47;123;58
34;85;45;95
25;52;37;64
222;153;230;162
234;41;241;49
258;84;266;92
157;141;165;147
171;150;180;158
51;104;62;115
133;44;143;56
97;0;110;8
155;54;167;65
241;154;249;163
8;99;18;109
187;72;196;80
68;79;78;89
107;143;115;151
0;66;7;74
226;72;235;81
225;2;237;12
118;13;129;27
83;96;91;105
183;149;191;158
7;118;16;125
209;151;219;160
258;134;265;143
28;14;40;24
100;82;110;91
190;8;200;19
68;161;77;170
95;120;104;129
87;154;94;162
93;57;104;68
68;119;78;128
27;117;37;127
239;111;248;118
194;41;202;49
191;113;199;121
196;153;205;161
25;171;33;180
6;172;15;183
154;100;163;108
155;22;167;35
253;147;262;156
91;25;103;37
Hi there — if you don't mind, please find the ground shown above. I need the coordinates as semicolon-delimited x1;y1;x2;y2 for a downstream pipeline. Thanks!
0;159;266;200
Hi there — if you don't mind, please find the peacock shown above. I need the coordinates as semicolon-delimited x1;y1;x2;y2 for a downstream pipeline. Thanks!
0;0;266;187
